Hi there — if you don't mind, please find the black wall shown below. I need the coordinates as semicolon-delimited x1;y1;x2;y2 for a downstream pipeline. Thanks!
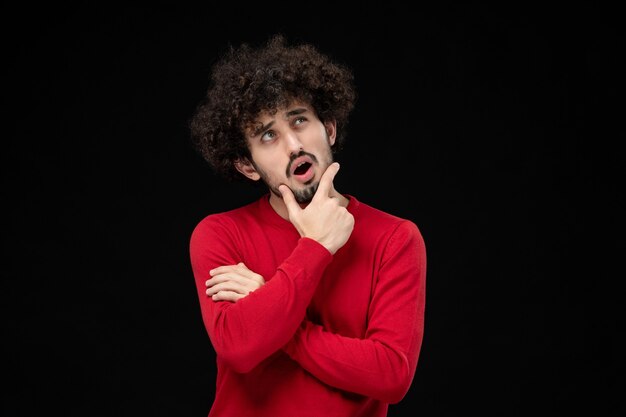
4;4;623;416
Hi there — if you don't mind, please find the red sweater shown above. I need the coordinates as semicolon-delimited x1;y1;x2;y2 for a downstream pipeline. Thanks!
190;194;426;417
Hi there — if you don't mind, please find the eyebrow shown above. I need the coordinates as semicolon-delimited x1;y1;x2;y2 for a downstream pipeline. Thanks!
251;107;309;137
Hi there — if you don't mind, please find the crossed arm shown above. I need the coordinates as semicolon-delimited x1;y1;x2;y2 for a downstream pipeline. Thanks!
201;221;425;403
193;163;425;402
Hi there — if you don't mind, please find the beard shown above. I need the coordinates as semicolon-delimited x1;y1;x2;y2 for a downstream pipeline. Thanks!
258;163;321;204
277;182;318;204
251;146;333;205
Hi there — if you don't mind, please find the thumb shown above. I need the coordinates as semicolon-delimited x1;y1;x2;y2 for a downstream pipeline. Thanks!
278;185;300;216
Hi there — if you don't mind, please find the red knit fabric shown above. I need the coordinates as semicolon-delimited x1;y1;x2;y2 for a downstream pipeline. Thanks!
190;194;426;417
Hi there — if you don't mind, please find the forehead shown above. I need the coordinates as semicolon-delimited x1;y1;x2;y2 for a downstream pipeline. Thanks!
255;100;314;123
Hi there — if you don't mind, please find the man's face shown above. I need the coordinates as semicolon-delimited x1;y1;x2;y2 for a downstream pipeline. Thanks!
237;101;336;204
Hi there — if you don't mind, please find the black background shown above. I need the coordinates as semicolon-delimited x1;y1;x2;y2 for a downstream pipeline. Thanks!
3;3;623;416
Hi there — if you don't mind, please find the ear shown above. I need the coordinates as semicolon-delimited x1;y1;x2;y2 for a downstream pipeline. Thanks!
234;158;261;181
324;120;337;146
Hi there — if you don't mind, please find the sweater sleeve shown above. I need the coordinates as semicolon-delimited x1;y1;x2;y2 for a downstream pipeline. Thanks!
282;221;427;403
189;216;333;373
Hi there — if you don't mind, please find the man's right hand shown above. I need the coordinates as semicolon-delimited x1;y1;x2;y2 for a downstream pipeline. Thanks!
279;162;354;255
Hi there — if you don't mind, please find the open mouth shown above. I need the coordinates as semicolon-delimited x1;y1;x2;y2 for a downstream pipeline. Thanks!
287;152;317;182
294;161;311;175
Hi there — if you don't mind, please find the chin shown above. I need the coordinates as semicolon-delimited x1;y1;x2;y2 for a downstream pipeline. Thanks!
293;183;318;204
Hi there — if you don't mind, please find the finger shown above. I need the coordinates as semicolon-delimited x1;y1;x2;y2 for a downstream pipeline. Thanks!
206;273;246;287
313;162;340;200
211;290;243;302
279;184;301;215
209;264;240;276
206;281;248;296
207;269;263;288
235;263;265;284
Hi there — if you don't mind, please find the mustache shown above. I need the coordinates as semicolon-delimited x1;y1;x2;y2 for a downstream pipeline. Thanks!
286;151;318;178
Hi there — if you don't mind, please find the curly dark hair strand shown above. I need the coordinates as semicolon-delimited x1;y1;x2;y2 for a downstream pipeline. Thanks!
189;34;357;182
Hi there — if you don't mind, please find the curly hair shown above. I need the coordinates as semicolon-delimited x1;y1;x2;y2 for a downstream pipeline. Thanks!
189;34;357;182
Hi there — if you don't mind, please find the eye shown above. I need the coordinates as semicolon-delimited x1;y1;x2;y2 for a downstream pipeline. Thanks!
294;116;307;125
260;130;276;142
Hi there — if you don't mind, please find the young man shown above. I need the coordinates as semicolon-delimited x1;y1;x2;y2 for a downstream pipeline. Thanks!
188;34;427;417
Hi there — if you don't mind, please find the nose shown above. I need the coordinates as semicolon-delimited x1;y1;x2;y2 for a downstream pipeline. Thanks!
284;130;303;155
